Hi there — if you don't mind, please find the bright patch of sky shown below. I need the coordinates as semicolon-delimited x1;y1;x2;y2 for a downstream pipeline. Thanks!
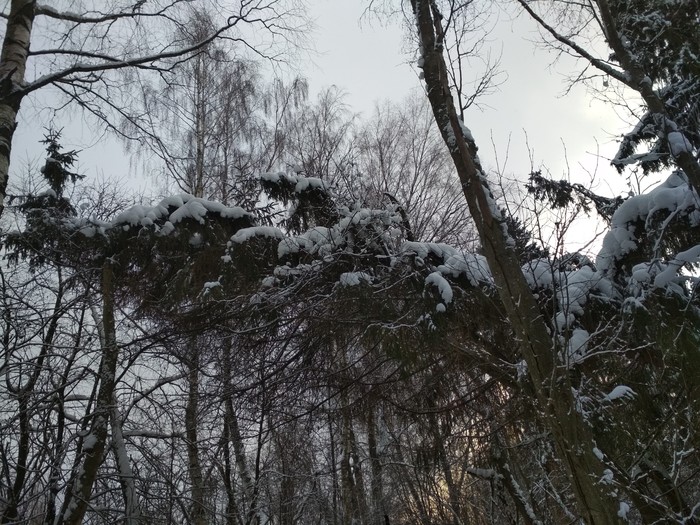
307;1;627;184
306;1;630;252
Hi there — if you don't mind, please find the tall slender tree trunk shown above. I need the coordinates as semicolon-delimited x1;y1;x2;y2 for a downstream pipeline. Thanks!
367;408;387;525
185;340;207;525
60;260;119;525
340;404;369;525
0;0;35;218
111;401;141;524
410;1;621;523
193;57;206;199
220;340;243;525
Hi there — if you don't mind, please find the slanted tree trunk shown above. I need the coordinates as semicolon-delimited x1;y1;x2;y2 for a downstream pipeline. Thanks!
221;339;258;524
410;1;621;522
220;340;244;525
0;0;34;219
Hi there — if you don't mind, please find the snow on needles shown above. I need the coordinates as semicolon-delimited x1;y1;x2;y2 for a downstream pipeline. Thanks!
597;172;700;275
260;172;328;193
339;272;372;287
401;241;492;288
90;194;252;236
229;226;285;245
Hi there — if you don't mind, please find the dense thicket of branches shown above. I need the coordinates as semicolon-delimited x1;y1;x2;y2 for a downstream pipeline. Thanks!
1;0;699;524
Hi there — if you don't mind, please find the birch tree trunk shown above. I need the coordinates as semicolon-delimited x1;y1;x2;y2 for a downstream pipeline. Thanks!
0;0;34;218
410;1;621;522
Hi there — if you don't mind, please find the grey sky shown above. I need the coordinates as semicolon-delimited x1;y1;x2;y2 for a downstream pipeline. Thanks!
11;0;629;220
308;1;626;183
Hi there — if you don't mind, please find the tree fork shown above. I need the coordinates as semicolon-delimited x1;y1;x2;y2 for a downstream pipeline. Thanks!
410;1;621;522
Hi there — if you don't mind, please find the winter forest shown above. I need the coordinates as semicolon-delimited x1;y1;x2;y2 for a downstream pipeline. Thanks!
0;0;699;524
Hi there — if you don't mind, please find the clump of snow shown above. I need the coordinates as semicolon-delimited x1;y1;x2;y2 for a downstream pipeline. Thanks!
600;469;614;485
78;225;98;237
565;329;590;365
38;188;58;198
105;194;251;237
279;209;403;260
593;447;604;462
261;276;277;288
402;241;457;261
522;259;554;288
603;385;636;402
169;199;210;224
557;265;599;317
278;227;337;258
401;242;492;287
631;262;654;284
617;501;630;521
294;177;326;193
438;253;491;287
339;272;372;287
667;131;693;157
260;172;329;194
466;467;501;480
230;226;285;245
653;244;700;288
274;262;320;280
202;280;221;295
260;172;283;183
189;233;203;247
555;312;575;331
520;255;613;343
426;271;453;304
597;172;700;274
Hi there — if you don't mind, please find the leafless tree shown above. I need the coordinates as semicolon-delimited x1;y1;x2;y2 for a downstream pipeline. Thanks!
0;0;309;218
356;94;476;247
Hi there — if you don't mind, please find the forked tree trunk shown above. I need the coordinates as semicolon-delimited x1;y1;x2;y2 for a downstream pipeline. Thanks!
0;0;35;219
410;1;621;522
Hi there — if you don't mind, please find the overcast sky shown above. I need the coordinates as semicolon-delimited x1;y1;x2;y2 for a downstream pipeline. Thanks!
11;0;630;232
307;0;627;181
302;0;629;250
